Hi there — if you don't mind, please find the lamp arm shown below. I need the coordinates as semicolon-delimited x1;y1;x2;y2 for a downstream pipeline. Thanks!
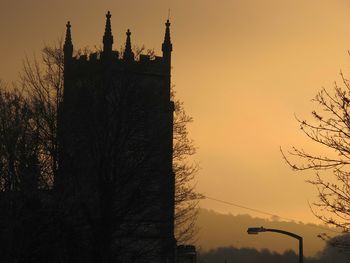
264;228;302;241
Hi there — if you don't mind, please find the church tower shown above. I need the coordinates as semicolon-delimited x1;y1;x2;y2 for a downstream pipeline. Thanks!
59;12;176;262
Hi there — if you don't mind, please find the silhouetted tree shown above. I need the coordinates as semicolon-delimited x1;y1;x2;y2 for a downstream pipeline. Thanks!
199;246;319;263
319;234;350;259
282;71;350;249
308;234;350;263
172;92;201;243
21;41;64;188
0;82;40;192
0;82;57;263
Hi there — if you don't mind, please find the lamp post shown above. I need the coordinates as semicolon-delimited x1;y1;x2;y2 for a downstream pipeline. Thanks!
247;227;303;263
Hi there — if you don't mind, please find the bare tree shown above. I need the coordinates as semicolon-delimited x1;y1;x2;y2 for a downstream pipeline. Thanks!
0;82;55;262
20;41;64;188
172;91;202;244
0;82;40;192
282;71;350;238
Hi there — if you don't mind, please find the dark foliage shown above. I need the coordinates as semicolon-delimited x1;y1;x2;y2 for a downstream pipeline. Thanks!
199;246;319;263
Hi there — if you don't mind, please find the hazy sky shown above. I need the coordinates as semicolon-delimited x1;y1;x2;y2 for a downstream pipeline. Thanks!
2;0;350;225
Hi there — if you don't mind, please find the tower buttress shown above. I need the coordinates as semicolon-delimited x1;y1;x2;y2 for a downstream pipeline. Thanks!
102;11;114;57
123;29;134;61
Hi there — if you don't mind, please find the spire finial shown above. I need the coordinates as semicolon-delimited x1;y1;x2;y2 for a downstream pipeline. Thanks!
103;11;114;56
123;29;134;61
64;21;73;60
162;18;172;56
64;21;72;46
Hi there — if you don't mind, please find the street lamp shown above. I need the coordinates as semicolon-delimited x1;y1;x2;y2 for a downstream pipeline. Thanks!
247;227;303;263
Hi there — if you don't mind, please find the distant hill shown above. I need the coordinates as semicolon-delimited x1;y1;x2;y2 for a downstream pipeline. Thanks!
195;209;339;257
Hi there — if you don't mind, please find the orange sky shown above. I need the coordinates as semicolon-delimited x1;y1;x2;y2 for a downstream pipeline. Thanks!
1;0;350;226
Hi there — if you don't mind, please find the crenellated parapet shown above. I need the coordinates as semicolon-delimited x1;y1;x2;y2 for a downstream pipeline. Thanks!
69;52;166;76
63;11;172;77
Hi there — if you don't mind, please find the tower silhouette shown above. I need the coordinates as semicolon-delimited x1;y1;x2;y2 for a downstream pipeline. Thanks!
59;11;175;262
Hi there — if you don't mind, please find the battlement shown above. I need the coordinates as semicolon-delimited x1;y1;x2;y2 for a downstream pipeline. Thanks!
70;51;165;75
64;11;172;77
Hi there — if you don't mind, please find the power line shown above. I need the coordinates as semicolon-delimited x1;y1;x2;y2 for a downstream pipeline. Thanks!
203;195;342;234
205;196;282;219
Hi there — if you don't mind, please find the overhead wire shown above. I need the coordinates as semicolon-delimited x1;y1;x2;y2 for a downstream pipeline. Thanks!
203;195;343;234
